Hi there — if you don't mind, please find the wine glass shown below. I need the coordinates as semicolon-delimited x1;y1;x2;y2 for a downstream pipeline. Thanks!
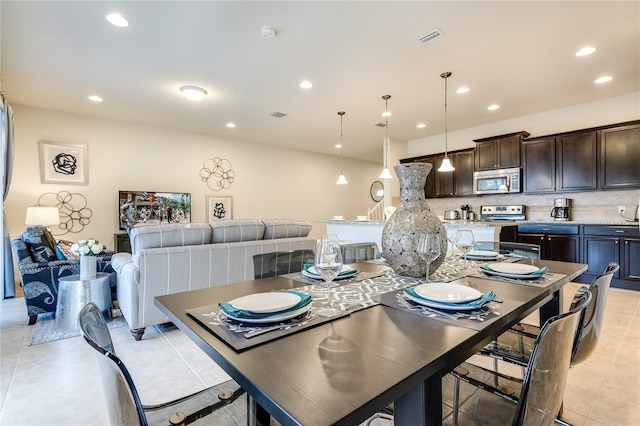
416;233;442;283
314;234;344;317
455;229;475;266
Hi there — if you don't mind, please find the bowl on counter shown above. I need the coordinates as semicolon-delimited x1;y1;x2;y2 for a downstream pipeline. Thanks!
333;216;344;220
356;216;368;221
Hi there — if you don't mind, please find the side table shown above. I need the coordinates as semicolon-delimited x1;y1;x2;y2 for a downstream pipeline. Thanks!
55;272;112;331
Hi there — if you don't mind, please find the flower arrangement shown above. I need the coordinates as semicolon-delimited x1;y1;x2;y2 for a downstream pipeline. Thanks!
71;239;103;256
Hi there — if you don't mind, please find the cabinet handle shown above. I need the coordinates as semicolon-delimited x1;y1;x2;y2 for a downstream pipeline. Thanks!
541;228;550;231
615;241;618;244
615;230;624;233
540;237;544;241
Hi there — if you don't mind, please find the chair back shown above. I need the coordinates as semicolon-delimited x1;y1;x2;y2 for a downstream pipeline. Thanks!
513;288;591;426
475;241;541;259
78;303;147;426
570;262;619;365
340;242;380;263
253;249;315;279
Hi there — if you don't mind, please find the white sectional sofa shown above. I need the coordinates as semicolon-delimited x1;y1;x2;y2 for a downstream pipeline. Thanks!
111;219;316;340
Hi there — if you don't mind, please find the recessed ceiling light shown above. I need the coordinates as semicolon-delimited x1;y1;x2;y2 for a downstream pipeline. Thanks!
106;13;129;28
180;85;207;101
88;95;103;103
226;123;236;128
299;81;312;89
487;104;500;111
416;123;426;128
456;87;470;94
576;47;596;57
595;76;613;84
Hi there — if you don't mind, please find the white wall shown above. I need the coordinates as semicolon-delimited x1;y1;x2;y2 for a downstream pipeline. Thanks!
408;92;640;156
5;105;382;250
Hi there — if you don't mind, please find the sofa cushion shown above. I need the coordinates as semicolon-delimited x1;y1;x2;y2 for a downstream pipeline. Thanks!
210;219;265;243
262;219;312;239
21;226;57;262
129;223;212;253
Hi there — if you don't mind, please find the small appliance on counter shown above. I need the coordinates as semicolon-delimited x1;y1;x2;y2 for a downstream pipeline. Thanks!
479;205;526;222
551;198;571;221
444;210;459;220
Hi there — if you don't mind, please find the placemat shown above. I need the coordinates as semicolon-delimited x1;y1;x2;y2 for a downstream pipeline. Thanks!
373;288;519;332
467;269;566;287
283;269;388;285
187;304;350;351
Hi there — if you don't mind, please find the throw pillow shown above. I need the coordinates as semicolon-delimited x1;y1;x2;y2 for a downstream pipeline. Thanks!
262;219;312;239
21;226;57;262
55;245;66;260
57;240;79;260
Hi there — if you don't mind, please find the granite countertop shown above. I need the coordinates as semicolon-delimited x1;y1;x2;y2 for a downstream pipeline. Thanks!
441;219;639;226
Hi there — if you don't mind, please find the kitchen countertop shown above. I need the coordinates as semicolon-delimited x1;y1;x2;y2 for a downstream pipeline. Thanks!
325;219;639;226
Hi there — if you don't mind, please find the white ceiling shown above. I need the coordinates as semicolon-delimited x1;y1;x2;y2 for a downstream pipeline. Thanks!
1;1;639;163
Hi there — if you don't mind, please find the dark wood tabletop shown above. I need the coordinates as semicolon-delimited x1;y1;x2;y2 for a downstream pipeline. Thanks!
154;260;586;426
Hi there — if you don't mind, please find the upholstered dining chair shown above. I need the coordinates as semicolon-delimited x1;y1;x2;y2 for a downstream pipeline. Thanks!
474;241;541;259
449;287;592;426
253;249;315;279
78;302;244;426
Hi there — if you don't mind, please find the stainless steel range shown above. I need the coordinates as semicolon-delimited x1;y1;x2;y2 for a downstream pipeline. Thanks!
480;205;526;222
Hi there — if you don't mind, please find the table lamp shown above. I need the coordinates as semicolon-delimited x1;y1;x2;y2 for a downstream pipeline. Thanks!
25;206;60;227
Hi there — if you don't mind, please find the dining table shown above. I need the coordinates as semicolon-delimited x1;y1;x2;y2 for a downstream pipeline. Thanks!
154;256;587;426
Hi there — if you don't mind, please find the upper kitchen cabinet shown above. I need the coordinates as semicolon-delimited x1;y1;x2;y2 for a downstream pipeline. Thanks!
401;148;474;198
556;130;598;191
600;122;640;189
474;131;530;171
522;136;556;193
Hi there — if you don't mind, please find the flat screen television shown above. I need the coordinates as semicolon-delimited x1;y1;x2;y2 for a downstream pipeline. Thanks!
118;190;191;230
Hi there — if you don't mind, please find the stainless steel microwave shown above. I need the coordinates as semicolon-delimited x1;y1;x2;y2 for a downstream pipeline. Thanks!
473;167;521;195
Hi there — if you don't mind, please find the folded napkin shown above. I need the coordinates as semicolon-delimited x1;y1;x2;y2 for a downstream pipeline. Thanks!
218;290;311;320
303;264;357;277
404;287;498;309
480;265;548;276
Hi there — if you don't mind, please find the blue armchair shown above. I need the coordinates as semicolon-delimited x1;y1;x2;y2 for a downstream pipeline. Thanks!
11;226;116;325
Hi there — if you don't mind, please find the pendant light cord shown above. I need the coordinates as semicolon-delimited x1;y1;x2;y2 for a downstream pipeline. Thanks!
339;111;345;173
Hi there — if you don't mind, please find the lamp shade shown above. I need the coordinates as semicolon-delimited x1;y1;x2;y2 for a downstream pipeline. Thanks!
379;167;393;179
336;174;348;185
437;157;455;172
25;207;60;226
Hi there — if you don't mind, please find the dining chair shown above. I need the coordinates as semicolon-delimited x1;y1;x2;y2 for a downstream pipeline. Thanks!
449;287;592;426
78;302;245;426
474;241;541;259
252;249;315;279
482;262;619;368
340;242;380;263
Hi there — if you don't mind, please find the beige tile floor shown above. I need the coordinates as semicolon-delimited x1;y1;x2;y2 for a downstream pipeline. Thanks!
1;283;639;425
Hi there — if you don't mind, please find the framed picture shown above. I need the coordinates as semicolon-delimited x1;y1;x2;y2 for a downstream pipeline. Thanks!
39;141;88;185
206;195;233;221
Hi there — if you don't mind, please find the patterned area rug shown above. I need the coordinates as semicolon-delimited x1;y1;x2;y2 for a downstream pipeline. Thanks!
29;312;128;346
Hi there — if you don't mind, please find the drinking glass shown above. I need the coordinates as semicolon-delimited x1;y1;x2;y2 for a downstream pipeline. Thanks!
416;233;442;283
455;229;475;265
315;234;344;317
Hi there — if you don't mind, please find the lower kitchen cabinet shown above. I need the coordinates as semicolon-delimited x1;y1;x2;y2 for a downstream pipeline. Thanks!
516;224;580;262
580;225;640;290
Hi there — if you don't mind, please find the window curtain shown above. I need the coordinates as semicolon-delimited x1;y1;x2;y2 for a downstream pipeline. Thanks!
1;93;16;298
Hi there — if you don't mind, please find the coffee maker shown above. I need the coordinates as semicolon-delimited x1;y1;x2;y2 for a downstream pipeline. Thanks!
551;198;571;221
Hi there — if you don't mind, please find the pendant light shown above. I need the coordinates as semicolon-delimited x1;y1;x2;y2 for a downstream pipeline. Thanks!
379;95;393;179
336;111;348;185
438;72;455;172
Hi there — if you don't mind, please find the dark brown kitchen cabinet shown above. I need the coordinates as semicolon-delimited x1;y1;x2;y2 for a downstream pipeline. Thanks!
557;130;598;191
474;131;529;171
522;137;556;193
400;155;437;198
433;149;474;197
517;224;580;262
580;225;640;291
600;123;640;189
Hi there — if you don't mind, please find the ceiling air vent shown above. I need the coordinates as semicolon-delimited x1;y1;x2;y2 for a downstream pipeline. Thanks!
268;111;287;118
373;122;387;127
418;28;444;44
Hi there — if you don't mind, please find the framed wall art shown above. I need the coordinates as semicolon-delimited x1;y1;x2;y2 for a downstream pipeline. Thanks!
39;141;88;185
206;195;233;222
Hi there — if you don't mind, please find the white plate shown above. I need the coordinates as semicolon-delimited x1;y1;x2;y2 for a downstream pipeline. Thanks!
485;263;541;274
465;250;500;259
479;268;545;280
413;283;483;303
222;303;311;324
302;267;357;280
404;292;481;311
228;292;301;314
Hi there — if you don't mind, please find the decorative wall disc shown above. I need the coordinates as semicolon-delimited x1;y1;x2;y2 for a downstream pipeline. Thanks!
200;157;235;191
37;191;92;235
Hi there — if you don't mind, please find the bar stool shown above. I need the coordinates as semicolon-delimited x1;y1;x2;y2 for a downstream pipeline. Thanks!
340;242;380;263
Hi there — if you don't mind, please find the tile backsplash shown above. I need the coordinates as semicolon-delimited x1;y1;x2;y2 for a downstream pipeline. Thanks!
424;189;640;223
